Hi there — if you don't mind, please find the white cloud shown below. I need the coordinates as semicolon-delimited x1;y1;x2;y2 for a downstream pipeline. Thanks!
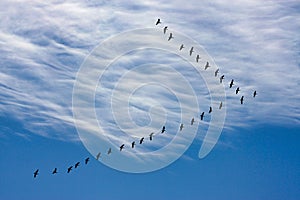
0;0;299;151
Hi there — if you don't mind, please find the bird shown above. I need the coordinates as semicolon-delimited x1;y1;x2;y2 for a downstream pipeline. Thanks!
33;169;39;178
161;126;166;133
219;102;223;109
52;168;57;174
107;148;112;155
139;137;145;144
191;117;195;125
131;141;135;148
96;152;101;160
179;123;184;131
204;62;210;70
253;90;257;98
236;87;240;94
75;162;80;169
215;69;219;77
209;107;212;114
189;47;194;56
120;144;125;151
156;18;161;25
196;55;200;62
200;112;204;121
163;26;168;34
85;157;90;164
168;33;173;41
179;44;184;50
149;132;154;141
240;96;244;104
220;75;225;83
67;166;72;173
229;79;234;88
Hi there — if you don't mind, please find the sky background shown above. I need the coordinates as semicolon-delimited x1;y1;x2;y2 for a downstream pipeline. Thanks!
0;0;299;199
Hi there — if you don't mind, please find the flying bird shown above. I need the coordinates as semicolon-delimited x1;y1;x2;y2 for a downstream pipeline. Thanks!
120;144;125;151
149;132;154;141
253;90;257;98
191;117;195;125
75;162;80;169
96;152;101;160
220;75;225;83
229;79;234;88
204;62;210;70
215;69;219;77
189;47;194;56
107;148;112;155
161;126;166;133
168;33;173;41
200;112;204;121
67;166;72;173
85;157;90;164
236;87;240;94
219;102;223;109
163;26;168;34
179;44;184;50
179;123;184;131
33;169;39;178
139;137;145;144
240;96;244;104
209;107;212;114
52;168;57;174
156;18;161;25
196;55;200;62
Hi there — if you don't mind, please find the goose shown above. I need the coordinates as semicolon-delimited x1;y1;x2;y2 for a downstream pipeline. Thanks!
33;169;39;178
168;33;173;41
156;18;161;25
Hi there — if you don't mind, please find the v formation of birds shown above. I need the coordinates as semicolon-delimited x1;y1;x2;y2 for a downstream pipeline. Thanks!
33;18;257;178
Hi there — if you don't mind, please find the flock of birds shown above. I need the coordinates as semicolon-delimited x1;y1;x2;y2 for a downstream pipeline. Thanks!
33;19;257;178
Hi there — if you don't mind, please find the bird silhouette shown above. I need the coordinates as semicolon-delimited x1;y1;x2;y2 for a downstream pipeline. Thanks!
191;117;195;125
196;55;200;62
219;102;223;109
107;148;112;155
229;79;234;88
149;132;154;141
209;107;212;114
236;87;240;94
163;26;168;34
33;169;39;178
240;96;244;104
215;69;219;77
52;168;57;174
220;75;225;83
168;33;173;41
156;18;161;25
139;137;145;144
85;157;90;164
96;152;101;160
204;62;210;70
67;166;72;173
189;47;194;56
179;44;184;50
200;112;204;120
131;141;135;148
253;90;257;98
120;144;125;151
179;123;184;131
75;162;80;169
161;126;166;133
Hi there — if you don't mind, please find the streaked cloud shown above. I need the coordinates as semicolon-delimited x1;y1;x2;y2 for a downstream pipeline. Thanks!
0;0;299;149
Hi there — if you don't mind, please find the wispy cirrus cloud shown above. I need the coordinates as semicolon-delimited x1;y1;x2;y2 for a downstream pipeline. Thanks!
0;0;299;147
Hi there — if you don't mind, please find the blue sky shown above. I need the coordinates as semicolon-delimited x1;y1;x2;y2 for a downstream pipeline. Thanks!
0;0;299;199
